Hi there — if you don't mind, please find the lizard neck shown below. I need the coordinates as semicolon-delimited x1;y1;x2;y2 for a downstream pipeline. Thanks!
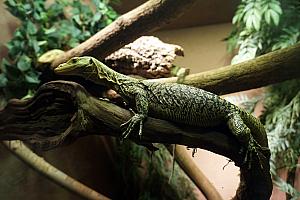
91;59;138;92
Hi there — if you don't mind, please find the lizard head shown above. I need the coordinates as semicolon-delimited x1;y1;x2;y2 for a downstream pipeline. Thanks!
54;56;128;86
54;56;95;77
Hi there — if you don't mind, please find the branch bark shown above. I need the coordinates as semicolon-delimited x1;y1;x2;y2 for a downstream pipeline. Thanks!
0;81;272;200
51;0;196;68
150;42;300;94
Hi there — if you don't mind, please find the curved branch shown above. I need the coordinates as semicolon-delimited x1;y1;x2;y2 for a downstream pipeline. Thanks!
2;140;110;200
0;81;272;200
51;0;196;68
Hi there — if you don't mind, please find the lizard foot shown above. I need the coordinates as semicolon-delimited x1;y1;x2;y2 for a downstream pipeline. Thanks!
120;114;145;139
242;135;266;169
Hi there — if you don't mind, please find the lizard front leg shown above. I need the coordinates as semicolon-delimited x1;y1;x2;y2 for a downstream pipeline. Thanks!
227;112;262;168
121;92;148;139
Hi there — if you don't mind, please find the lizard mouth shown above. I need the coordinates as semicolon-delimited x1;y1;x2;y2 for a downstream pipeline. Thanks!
54;63;72;74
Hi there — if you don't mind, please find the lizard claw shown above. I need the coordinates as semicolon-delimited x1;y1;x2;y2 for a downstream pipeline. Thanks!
120;120;130;129
242;135;265;169
120;114;145;140
138;120;143;139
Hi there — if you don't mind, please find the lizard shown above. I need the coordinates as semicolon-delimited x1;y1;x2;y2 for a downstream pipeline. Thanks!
54;56;270;167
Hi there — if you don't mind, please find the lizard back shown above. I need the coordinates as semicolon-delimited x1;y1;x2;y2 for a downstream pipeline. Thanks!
142;81;240;127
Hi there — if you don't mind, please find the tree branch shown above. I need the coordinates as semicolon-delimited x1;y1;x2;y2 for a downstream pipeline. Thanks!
0;81;272;200
150;42;300;94
2;140;110;200
166;145;224;200
51;0;196;68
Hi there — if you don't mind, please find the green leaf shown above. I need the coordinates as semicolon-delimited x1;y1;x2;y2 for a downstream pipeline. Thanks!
31;39;40;54
245;15;254;30
23;3;31;11
38;41;47;46
25;71;40;84
0;73;8;87
14;30;24;39
270;9;280;26
73;15;82;26
106;10;118;19
253;9;261;30
1;58;10;69
26;21;38;35
264;10;272;24
232;14;240;24
44;27;56;35
6;0;16;7
17;55;32;72
270;2;282;15
244;2;254;12
92;12;102;24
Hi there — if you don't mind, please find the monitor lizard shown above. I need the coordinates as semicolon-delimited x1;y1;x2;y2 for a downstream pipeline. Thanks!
54;56;270;167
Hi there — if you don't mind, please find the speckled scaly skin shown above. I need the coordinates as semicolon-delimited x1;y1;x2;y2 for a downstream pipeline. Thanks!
55;56;270;166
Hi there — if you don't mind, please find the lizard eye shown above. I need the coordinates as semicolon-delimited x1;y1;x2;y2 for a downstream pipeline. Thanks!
89;59;93;65
71;59;76;64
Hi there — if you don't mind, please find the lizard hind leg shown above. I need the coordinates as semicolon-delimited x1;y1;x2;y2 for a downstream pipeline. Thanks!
226;112;262;168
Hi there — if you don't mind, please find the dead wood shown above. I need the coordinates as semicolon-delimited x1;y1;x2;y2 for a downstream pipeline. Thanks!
105;36;184;78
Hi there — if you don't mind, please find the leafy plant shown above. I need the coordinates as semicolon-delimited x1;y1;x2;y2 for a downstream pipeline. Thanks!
228;0;300;198
1;0;118;99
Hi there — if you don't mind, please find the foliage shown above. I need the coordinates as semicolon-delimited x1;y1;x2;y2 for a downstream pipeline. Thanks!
115;141;197;200
1;0;118;99
228;0;300;198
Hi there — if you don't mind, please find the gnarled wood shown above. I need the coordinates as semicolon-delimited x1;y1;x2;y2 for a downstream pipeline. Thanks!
0;81;272;200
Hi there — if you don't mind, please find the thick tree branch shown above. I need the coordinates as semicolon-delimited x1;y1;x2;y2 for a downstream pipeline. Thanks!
51;0;196;68
150;42;300;94
0;81;272;200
